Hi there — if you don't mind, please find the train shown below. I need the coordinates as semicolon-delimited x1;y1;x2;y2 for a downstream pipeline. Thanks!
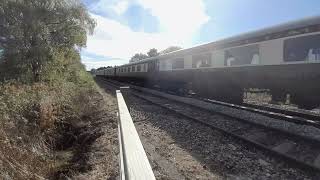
96;16;320;109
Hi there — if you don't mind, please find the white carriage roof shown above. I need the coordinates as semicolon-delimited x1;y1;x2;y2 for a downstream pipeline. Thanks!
122;15;320;67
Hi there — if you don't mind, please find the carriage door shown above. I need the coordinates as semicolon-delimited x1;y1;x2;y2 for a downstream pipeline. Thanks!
147;59;159;83
148;59;159;73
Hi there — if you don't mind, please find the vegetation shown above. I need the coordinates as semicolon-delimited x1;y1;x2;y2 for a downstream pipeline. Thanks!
147;48;159;57
160;46;182;55
130;53;149;63
0;0;106;179
0;0;95;82
129;46;182;63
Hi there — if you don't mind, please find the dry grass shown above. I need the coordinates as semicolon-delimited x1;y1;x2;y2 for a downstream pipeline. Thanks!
0;83;56;179
0;79;116;179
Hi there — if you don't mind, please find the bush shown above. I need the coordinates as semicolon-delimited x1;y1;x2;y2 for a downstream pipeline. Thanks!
0;69;99;179
0;1;100;178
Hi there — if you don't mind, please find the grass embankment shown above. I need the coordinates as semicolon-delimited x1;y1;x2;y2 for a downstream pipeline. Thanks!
0;1;119;178
0;73;117;179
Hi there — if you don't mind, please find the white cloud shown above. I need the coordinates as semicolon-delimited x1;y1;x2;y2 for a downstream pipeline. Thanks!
83;13;176;61
81;56;127;70
82;0;210;69
112;1;129;15
136;0;209;37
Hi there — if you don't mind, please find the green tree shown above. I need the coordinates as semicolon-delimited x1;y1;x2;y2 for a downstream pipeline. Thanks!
0;0;96;82
160;46;182;55
130;53;148;63
147;48;159;57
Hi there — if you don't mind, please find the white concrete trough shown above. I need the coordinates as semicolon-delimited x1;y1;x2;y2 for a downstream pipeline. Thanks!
116;90;155;180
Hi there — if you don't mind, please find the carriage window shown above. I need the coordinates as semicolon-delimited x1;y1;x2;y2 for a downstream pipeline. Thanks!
224;45;260;66
132;66;136;72
137;64;141;72
284;34;320;62
172;58;184;69
142;64;145;72
192;53;211;68
145;63;148;72
161;60;167;70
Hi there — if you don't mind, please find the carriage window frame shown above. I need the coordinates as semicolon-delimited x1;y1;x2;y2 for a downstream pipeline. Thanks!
161;60;167;70
224;44;260;66
143;63;146;72
284;34;320;62
137;64;141;72
172;58;184;69
192;53;212;68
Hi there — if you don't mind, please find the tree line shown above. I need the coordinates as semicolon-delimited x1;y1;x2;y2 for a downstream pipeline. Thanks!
129;46;182;63
93;46;182;72
0;0;96;83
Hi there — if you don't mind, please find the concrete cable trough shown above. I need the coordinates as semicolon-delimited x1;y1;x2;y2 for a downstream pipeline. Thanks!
116;90;155;180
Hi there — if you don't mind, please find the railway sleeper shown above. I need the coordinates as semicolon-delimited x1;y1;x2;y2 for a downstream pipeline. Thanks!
131;91;320;172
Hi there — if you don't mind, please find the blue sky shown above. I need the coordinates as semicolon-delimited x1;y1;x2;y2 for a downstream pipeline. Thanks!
81;0;320;70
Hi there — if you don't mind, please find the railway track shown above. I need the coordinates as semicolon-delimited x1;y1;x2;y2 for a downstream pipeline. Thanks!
243;102;320;122
131;81;320;129
204;99;320;129
98;78;320;173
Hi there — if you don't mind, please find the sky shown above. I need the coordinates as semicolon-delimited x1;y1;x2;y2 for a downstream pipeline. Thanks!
81;0;320;70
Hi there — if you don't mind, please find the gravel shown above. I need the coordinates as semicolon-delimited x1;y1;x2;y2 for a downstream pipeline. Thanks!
245;94;320;116
126;93;318;180
130;85;320;142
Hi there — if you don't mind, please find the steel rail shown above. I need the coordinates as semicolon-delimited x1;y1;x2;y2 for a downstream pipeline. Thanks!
132;93;320;173
100;78;320;173
205;99;320;129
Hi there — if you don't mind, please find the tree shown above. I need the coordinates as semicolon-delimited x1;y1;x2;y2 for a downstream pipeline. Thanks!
130;53;148;63
160;46;183;55
0;0;96;82
147;48;159;57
